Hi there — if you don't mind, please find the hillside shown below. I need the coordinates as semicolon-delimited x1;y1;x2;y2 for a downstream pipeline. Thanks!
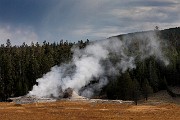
140;87;180;105
0;27;179;102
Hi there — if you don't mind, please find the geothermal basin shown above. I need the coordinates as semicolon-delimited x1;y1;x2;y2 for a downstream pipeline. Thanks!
9;88;134;104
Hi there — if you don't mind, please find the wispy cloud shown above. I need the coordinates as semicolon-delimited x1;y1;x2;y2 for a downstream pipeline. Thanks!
0;25;38;45
0;0;180;44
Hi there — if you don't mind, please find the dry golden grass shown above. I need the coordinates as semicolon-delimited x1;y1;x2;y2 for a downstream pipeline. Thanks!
0;100;180;120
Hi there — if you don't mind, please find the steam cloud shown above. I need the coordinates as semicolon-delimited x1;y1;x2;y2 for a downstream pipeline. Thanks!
28;31;169;98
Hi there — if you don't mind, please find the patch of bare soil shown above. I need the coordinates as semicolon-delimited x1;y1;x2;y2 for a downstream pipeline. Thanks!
0;100;179;120
141;87;180;105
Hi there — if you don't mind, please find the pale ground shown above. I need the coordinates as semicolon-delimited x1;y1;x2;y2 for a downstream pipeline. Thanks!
0;100;179;120
0;88;179;120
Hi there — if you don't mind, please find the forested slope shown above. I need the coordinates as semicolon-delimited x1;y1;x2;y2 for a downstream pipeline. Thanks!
0;27;179;102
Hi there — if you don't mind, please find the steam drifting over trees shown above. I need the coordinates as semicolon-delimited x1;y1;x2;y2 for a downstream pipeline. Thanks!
0;27;179;102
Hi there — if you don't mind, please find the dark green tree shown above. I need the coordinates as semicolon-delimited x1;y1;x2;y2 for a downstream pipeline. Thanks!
142;79;153;101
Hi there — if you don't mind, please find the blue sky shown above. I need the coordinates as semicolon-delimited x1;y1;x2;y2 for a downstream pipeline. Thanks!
0;0;180;45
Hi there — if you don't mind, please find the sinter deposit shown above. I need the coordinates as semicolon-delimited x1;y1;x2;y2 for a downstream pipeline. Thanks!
9;87;134;104
9;96;56;104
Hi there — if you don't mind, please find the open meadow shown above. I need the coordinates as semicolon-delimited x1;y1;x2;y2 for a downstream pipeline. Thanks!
0;100;179;120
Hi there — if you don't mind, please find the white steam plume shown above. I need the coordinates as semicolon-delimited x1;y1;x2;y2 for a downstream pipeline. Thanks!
28;31;169;98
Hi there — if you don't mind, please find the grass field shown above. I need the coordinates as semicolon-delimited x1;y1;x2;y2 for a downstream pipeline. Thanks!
0;100;179;120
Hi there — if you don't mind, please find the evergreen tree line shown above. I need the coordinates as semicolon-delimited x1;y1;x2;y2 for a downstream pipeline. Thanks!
0;27;179;102
104;27;180;103
0;39;89;101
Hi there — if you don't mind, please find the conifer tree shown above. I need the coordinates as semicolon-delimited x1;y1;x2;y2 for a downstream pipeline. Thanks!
142;79;153;101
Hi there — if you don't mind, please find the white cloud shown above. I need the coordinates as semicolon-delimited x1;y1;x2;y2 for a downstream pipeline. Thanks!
74;0;180;40
72;25;123;39
110;6;169;21
37;0;180;42
90;26;121;38
0;25;39;46
72;25;93;36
